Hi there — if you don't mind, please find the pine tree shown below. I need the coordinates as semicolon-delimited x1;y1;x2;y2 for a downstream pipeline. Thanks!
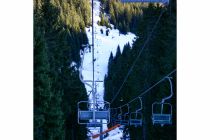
34;0;90;139
115;45;121;61
108;52;114;71
34;27;52;140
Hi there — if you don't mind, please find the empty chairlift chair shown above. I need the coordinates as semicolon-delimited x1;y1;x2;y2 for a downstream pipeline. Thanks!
151;77;174;127
115;107;123;124
130;97;143;127
120;104;130;125
152;102;172;126
111;108;118;125
78;101;110;125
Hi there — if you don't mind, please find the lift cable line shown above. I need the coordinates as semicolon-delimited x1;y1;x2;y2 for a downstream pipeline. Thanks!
110;9;166;104
110;71;175;127
111;69;176;109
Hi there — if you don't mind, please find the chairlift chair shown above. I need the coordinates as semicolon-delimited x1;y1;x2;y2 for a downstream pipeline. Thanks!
120;104;130;125
120;114;129;125
110;108;117;125
151;77;174;127
78;101;110;125
130;97;143;127
130;112;143;127
115;107;123;124
152;102;172;126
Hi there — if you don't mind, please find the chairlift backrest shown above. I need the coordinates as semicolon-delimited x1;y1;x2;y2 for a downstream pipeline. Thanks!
123;104;130;118
112;108;118;123
117;107;123;119
152;102;172;115
111;108;117;118
115;107;123;124
111;108;118;125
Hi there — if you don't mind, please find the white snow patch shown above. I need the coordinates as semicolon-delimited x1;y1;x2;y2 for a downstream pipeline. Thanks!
70;61;77;67
70;61;78;71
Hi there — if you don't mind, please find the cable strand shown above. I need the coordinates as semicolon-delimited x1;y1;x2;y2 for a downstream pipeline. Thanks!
111;69;176;109
110;9;165;104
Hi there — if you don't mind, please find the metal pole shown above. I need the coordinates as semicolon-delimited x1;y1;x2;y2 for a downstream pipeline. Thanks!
91;0;96;122
100;120;103;140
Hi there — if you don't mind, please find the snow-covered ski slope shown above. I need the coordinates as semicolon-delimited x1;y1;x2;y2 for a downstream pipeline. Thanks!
82;0;137;139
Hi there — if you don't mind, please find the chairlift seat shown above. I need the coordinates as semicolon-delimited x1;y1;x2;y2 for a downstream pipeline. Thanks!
115;120;121;124
95;111;109;119
152;101;173;126
152;114;172;125
87;122;102;127
79;111;93;120
130;119;142;126
79;111;109;120
121;120;129;125
129;111;143;127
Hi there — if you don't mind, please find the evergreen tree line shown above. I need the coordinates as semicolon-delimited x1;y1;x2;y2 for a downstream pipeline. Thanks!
98;12;112;29
34;0;91;139
104;1;176;139
100;0;148;34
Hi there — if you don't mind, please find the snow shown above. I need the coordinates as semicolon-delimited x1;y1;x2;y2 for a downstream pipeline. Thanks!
70;61;77;70
82;0;137;139
103;127;123;140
